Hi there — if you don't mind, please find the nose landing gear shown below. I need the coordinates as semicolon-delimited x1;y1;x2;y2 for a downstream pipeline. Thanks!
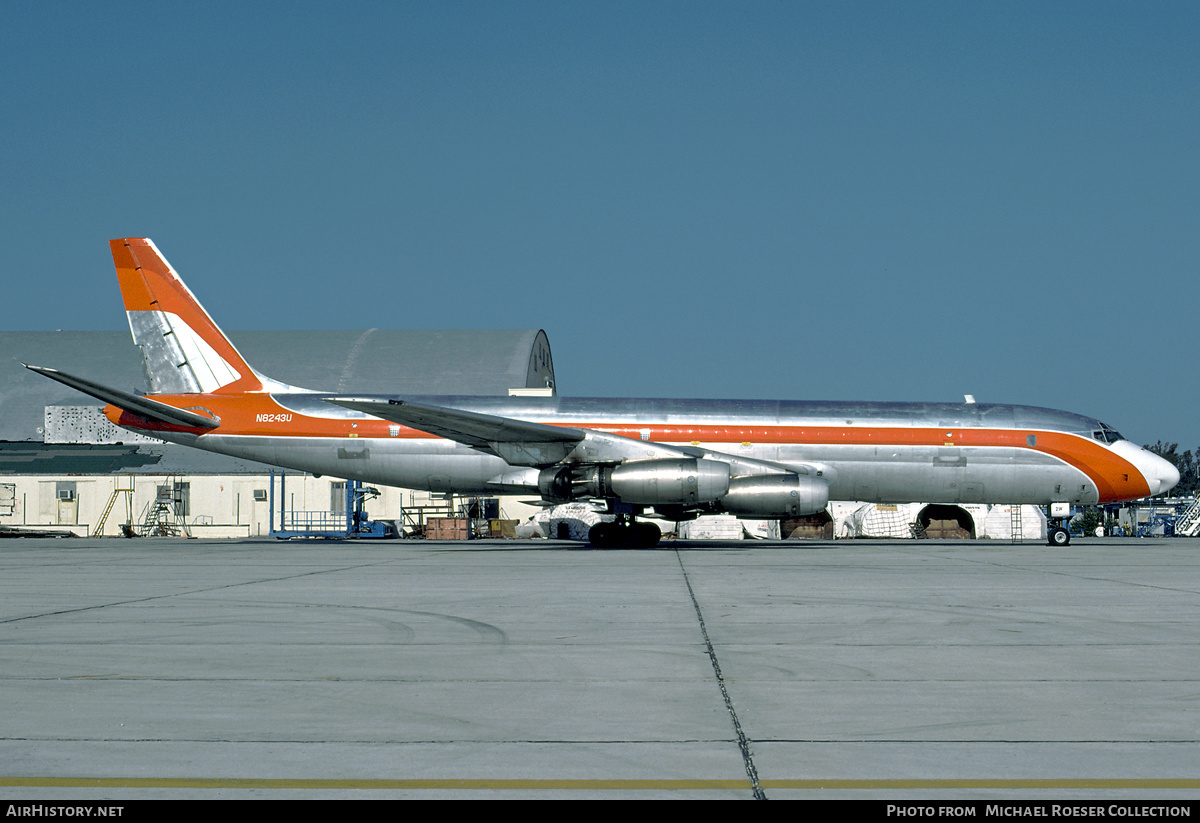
1045;503;1073;546
1047;524;1071;546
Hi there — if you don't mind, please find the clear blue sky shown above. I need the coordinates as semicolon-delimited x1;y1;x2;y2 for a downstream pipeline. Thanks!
3;2;1197;448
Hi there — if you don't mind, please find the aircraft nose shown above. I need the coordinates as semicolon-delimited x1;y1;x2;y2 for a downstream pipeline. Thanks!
1138;449;1180;496
1110;440;1180;497
1153;455;1182;496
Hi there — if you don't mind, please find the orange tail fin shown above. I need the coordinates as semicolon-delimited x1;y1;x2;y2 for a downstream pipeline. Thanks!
112;238;265;394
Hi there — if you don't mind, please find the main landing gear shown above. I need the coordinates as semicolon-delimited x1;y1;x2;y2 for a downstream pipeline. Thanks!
588;515;662;549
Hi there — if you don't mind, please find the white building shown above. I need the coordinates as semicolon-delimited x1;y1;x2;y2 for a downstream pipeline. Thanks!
1;329;553;538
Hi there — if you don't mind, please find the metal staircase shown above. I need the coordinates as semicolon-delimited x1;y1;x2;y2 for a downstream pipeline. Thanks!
1175;498;1200;537
139;484;191;537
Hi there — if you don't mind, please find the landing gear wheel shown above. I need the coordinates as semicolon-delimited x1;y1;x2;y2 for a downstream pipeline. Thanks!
588;522;613;548
588;520;662;549
631;521;661;549
1048;526;1070;546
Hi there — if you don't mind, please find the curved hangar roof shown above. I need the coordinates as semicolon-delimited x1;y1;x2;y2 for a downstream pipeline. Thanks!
0;328;556;445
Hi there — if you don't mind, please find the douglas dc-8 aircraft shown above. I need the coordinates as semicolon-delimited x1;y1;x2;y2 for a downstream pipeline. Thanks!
27;238;1179;547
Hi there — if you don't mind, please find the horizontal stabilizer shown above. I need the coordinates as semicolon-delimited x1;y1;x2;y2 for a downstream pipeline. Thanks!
23;364;220;430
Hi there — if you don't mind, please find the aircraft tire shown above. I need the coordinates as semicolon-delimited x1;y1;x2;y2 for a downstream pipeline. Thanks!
632;522;661;549
588;521;662;549
589;522;617;549
1048;526;1070;546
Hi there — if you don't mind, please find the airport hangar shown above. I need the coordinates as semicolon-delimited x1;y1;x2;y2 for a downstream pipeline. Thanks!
0;328;1046;541
0;328;556;539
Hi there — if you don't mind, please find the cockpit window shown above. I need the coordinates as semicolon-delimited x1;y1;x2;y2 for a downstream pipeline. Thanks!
1092;425;1124;444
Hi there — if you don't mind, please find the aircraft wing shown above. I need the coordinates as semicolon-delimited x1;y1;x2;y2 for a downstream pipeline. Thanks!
324;397;588;465
323;396;829;480
24;364;221;430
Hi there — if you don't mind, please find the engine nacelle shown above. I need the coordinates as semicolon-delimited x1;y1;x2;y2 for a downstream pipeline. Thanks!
610;458;731;506
718;474;829;517
537;458;731;506
537;465;574;502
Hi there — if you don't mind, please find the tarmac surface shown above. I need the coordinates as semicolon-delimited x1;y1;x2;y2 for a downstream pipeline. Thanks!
1;534;1198;800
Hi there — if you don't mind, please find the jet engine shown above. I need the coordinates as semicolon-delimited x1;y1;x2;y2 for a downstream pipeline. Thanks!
538;458;731;506
537;459;828;519
717;474;829;517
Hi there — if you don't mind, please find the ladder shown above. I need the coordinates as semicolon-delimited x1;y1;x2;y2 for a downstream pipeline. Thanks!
1010;505;1024;543
95;477;135;536
1176;498;1200;537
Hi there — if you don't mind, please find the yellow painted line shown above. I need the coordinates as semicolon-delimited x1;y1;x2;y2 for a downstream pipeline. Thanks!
3;777;1199;790
1;778;746;790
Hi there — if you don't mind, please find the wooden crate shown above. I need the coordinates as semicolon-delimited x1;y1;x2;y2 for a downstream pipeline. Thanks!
426;517;470;540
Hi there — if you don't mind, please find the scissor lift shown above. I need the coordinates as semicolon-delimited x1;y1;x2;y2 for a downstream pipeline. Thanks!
269;471;398;539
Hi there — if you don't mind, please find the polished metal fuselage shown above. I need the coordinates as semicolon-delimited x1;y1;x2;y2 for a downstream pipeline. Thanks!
159;395;1130;506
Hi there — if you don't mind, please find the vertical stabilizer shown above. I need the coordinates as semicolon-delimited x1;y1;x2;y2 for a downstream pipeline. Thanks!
112;238;264;394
